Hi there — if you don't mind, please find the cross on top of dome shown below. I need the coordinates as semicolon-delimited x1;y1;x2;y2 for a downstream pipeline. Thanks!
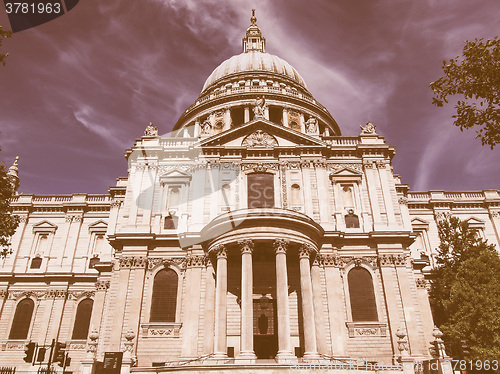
243;9;266;53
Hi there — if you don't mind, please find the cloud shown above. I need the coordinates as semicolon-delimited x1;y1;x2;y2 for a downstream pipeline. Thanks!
73;105;129;149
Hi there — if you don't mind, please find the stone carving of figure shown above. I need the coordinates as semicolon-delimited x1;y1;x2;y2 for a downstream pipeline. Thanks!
144;122;158;136
253;96;267;118
201;119;212;135
360;121;377;135
242;130;278;147
305;116;318;133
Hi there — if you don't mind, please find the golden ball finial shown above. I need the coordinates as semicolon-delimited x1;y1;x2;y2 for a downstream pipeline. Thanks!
250;8;257;25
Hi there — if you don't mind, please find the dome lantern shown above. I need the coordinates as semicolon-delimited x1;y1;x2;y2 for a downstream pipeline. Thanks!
242;9;265;53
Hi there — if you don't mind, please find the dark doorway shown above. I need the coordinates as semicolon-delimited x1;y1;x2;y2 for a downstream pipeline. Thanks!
253;298;278;359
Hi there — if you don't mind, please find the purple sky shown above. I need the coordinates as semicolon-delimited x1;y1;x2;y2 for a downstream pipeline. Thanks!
0;0;499;194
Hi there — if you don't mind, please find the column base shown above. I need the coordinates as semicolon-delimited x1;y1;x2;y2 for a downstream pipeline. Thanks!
211;352;228;360
275;351;297;363
236;351;257;363
302;351;322;362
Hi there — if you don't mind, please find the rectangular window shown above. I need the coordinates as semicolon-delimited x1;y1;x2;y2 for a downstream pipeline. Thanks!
247;173;274;208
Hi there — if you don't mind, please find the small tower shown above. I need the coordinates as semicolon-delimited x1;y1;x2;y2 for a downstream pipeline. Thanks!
6;156;19;194
242;9;266;53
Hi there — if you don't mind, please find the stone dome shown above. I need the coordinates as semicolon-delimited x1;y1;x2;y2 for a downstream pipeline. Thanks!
202;51;308;93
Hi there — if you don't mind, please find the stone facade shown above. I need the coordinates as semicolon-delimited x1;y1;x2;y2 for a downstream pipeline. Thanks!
1;12;499;374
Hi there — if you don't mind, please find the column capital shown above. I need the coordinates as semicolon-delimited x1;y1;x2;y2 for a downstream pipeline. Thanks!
212;244;227;259
273;238;289;255
299;243;314;259
238;239;254;254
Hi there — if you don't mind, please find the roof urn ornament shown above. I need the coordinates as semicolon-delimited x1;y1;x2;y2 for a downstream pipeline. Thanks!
360;121;377;135
144;122;158;137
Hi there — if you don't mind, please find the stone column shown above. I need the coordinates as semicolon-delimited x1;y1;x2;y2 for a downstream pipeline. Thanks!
213;245;228;359
323;255;346;355
203;260;216;354
224;107;231;131
299;244;320;360
239;240;256;360
244;106;250;123
378;254;406;358
194;118;200;137
282;107;289;127
274;239;295;361
181;254;204;358
377;162;397;227
311;256;328;355
89;280;109;334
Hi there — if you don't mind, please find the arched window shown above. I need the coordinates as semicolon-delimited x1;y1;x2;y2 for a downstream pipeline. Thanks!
290;184;301;206
348;267;378;321
247;173;274;208
150;269;178;322
72;299;93;339
9;299;34;339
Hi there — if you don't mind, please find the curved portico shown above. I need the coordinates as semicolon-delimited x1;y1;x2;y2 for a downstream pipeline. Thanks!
202;208;324;362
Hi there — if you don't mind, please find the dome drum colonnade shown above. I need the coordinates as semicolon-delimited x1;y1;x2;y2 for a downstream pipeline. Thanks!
202;207;325;361
172;10;341;139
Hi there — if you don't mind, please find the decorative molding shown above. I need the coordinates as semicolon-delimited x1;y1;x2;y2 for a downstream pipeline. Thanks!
241;162;279;173
8;290;46;300
378;254;408;267
363;161;374;169
346;322;387;338
280;164;288;209
46;289;67;299
0;289;8;299
242;130;278;148
322;254;343;267
490;211;500;218
119;256;148;268
95;281;110;291
282;161;301;170
68;342;86;350
187;255;205;268
147;257;186;271
141;323;181;338
68;290;95;300
4;342;27;350
416;278;430;289
398;197;408;205
328;163;363;173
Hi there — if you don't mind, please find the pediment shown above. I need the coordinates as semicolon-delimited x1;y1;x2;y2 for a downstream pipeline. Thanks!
33;220;58;233
198;119;325;148
159;169;192;185
329;167;363;182
466;217;485;228
88;220;108;233
330;167;363;177
411;217;429;229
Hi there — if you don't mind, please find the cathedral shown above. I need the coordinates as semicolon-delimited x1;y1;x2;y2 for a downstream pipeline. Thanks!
1;11;499;374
